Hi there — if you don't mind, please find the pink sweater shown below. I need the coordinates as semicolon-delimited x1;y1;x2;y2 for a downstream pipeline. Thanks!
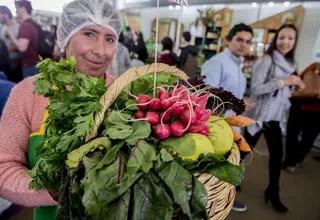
0;74;116;207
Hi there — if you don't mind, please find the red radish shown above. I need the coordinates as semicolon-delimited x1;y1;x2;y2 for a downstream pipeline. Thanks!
145;112;159;126
181;95;198;102
176;86;188;98
155;124;171;139
197;94;210;107
170;122;185;137
161;99;172;110
134;110;145;119
187;121;207;133
158;88;170;100
198;109;212;121
160;111;171;123
194;106;205;119
197;127;209;136
150;98;161;111
137;95;151;111
170;96;179;106
180;109;196;126
170;85;187;98
171;105;184;118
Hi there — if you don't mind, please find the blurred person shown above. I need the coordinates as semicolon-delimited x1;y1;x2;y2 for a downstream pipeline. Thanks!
109;32;132;76
131;31;148;63
201;23;254;212
179;31;199;76
123;26;134;50
50;25;61;61
283;62;320;172
243;24;305;213
159;37;179;66
6;0;39;78
147;30;156;44
0;1;122;220
0;5;22;83
0;38;11;77
0;79;16;219
50;24;57;37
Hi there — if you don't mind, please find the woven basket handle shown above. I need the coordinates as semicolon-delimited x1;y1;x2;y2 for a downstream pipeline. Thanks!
86;63;188;142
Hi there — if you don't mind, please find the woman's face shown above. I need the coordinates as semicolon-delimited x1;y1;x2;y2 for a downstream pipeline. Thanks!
66;25;117;77
276;28;296;56
133;32;139;42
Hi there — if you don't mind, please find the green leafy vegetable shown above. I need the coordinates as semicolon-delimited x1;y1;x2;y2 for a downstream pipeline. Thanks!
105;123;133;140
125;121;151;145
127;140;157;174
125;99;139;111
131;73;178;96
29;58;107;192
179;153;245;186
131;173;174;220
66;137;111;168
82;152;142;218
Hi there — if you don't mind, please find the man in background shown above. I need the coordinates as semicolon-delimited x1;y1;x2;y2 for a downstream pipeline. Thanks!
6;0;39;78
0;6;22;83
201;23;254;213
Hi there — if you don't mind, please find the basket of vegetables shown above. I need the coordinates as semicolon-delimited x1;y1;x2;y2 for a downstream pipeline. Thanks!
29;58;253;220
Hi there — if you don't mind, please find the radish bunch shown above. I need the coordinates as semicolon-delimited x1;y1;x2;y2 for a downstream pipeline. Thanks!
133;85;213;140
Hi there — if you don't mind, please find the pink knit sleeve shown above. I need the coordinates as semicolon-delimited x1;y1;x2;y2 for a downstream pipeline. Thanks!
105;72;117;86
0;78;57;207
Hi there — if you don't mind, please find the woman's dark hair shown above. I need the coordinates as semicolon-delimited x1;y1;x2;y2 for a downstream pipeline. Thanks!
161;37;173;51
119;32;125;43
0;6;13;19
226;23;253;41
15;0;33;15
182;32;191;42
135;31;145;44
266;24;298;63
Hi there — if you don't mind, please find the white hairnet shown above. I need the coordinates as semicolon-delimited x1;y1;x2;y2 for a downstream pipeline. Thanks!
57;0;123;49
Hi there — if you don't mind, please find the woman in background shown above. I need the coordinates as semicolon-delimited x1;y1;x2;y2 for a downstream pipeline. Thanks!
243;24;305;213
109;32;132;76
131;31;148;63
159;37;179;66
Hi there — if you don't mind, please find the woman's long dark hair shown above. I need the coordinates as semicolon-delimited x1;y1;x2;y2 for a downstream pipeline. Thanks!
266;24;298;64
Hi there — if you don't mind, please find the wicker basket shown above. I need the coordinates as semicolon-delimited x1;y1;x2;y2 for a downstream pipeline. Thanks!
86;63;241;220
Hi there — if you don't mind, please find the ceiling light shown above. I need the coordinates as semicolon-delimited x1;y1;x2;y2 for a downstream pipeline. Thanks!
251;2;257;7
169;5;173;10
283;1;290;7
175;5;181;10
268;2;275;7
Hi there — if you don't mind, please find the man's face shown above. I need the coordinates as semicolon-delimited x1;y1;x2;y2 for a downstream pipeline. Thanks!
227;31;253;57
15;4;23;19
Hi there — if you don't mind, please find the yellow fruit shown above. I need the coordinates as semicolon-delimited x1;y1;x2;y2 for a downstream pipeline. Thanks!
207;115;234;156
181;133;215;161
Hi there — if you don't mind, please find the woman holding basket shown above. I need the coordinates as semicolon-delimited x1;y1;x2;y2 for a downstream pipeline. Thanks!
0;0;122;219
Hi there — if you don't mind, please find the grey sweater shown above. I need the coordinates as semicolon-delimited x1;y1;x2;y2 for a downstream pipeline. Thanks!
246;53;295;135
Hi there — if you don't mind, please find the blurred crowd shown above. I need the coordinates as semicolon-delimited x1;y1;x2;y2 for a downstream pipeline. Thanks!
0;0;319;219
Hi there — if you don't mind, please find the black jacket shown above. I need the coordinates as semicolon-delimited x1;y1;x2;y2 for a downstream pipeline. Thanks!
179;45;199;67
0;39;10;75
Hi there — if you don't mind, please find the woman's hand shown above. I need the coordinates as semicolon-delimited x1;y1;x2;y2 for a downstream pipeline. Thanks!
244;97;255;112
283;75;304;87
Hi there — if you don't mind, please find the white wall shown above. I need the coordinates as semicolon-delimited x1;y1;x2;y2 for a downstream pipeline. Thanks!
138;2;320;71
295;2;320;71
